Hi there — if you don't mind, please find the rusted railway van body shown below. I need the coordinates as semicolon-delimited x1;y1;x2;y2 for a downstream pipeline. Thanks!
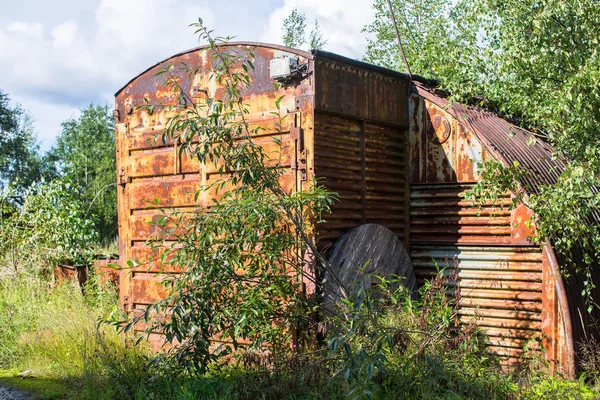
114;44;410;347
115;43;575;374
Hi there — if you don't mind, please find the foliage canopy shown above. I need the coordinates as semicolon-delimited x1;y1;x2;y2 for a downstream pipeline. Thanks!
0;89;44;192
364;0;600;307
48;104;117;242
0;180;98;274
282;8;327;50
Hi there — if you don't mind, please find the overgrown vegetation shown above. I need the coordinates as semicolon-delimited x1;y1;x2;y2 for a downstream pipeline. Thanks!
123;20;336;375
1;267;598;399
0;95;117;247
0;180;98;274
0;274;154;400
47;105;118;242
2;6;600;399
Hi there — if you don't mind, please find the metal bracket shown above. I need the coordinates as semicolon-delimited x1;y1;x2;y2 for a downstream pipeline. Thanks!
118;168;129;192
297;148;308;181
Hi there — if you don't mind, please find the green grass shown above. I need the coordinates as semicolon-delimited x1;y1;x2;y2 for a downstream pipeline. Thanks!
0;274;598;400
0;369;71;399
0;274;151;399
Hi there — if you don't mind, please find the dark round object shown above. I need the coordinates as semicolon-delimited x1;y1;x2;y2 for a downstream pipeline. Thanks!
324;223;416;303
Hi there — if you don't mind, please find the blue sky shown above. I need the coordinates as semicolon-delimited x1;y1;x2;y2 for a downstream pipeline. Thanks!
0;0;376;150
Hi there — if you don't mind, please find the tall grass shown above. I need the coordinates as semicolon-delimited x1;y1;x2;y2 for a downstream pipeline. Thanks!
0;274;151;399
0;273;598;399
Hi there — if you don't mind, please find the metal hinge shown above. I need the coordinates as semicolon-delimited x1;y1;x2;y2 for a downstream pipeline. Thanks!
118;168;129;192
291;111;308;182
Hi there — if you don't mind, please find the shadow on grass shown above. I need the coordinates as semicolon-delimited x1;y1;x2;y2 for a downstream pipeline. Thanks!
0;371;73;400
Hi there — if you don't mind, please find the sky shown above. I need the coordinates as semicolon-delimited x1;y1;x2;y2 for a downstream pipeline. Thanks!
0;0;377;151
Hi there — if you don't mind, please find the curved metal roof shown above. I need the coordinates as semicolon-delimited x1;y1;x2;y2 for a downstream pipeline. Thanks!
115;42;313;96
412;82;565;195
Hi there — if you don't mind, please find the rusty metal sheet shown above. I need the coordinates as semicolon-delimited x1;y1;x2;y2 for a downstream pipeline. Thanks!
116;43;316;329
411;243;543;366
410;82;579;374
313;52;409;126
409;182;545;367
93;259;120;289
409;93;487;185
54;264;87;288
313;114;362;249
410;184;513;245
313;113;410;251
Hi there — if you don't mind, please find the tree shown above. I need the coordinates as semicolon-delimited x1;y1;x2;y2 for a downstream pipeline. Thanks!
0;90;43;192
309;20;327;50
282;9;327;50
282;8;307;49
48;104;117;243
0;180;98;274
364;0;600;303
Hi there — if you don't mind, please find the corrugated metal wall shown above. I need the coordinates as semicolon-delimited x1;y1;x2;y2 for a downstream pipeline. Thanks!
409;93;547;367
312;52;410;251
314;113;409;251
410;184;543;366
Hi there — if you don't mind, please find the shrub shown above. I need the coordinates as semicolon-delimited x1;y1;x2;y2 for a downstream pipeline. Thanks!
0;179;98;275
121;20;335;376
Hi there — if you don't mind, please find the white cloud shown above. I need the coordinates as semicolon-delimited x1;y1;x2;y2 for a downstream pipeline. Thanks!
259;0;375;58
25;100;80;151
0;0;215;148
0;0;376;149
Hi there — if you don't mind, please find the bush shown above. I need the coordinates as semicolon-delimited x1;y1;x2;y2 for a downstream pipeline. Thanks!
0;179;98;275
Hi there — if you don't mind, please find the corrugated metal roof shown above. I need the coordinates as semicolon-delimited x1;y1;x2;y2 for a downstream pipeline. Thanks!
412;82;565;195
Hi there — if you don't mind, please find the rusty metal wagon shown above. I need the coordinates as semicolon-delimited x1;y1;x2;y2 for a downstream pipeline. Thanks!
114;42;598;376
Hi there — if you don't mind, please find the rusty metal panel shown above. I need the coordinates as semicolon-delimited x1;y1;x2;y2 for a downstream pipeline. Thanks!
410;184;513;245
412;82;570;196
411;243;543;366
314;113;409;250
364;122;409;245
313;52;409;126
314;113;363;251
410;82;580;373
115;43;315;325
410;183;546;366
409;93;487;184
93;259;120;288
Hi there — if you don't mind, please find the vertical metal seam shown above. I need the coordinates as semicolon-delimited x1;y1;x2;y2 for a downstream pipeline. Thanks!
544;243;575;378
360;120;366;224
404;127;411;251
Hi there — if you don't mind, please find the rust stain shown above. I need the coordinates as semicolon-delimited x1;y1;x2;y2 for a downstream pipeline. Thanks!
115;42;578;375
